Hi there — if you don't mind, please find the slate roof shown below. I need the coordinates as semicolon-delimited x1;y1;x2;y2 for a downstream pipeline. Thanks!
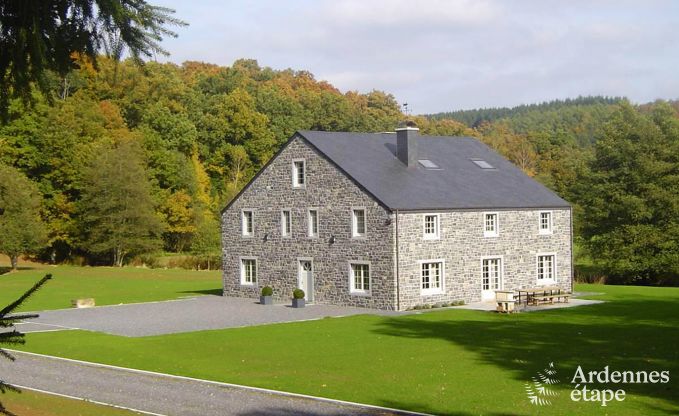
298;130;570;211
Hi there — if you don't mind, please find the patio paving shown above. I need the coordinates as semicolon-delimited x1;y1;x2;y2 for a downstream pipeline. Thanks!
457;297;604;312
10;296;401;337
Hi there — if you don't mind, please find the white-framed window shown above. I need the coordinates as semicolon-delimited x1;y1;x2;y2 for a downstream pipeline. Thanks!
482;257;502;291
484;212;498;237
281;210;291;237
352;208;366;238
240;258;257;285
420;260;444;295
242;210;254;237
539;211;553;235
308;209;318;237
292;159;305;188
537;253;556;283
350;262;371;294
423;214;440;239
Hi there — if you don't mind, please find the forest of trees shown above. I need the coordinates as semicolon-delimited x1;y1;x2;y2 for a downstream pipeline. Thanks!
0;56;677;284
0;56;470;267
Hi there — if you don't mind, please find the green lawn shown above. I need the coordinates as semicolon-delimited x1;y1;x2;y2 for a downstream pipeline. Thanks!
11;284;679;415
0;388;140;415
0;264;221;312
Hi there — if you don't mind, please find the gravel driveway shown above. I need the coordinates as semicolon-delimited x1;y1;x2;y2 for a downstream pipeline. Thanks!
13;296;399;337
1;350;423;416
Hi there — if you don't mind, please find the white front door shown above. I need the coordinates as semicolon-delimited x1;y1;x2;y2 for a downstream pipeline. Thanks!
482;258;502;301
298;260;314;302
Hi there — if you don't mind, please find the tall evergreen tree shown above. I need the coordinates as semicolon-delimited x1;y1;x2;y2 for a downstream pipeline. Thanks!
0;0;186;116
0;274;51;415
79;139;163;266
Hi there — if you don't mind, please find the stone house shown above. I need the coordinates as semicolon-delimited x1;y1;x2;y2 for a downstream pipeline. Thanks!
221;125;572;310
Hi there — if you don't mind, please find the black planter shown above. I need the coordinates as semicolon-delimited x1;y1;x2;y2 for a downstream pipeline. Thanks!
260;295;273;305
292;298;305;308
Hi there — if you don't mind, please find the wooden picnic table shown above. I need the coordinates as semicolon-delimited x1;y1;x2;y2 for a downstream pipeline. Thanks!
516;286;570;306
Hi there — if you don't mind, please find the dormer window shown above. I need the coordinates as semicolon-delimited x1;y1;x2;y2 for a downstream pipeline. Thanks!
423;214;440;239
484;212;498;237
292;159;305;188
539;211;552;235
242;210;254;237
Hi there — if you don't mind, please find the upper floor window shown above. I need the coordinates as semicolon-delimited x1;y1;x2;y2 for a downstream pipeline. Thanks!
539;211;552;234
484;212;498;237
242;210;254;236
308;209;318;237
350;263;370;294
352;208;366;237
240;258;257;285
537;254;556;283
423;214;440;239
281;210;291;237
292;160;305;188
421;260;444;295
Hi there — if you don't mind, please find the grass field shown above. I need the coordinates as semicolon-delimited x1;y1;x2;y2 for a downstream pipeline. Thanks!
0;263;221;312
0;388;140;415
9;283;679;415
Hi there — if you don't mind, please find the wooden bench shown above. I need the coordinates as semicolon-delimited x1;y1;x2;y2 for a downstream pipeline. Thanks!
530;293;571;306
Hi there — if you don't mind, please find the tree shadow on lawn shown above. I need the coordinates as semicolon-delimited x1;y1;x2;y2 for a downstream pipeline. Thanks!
0;266;36;275
373;299;679;413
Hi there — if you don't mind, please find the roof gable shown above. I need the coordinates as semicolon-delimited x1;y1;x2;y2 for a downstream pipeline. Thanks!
221;133;391;214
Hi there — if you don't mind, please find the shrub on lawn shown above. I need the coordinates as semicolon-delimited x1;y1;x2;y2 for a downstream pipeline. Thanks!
292;288;305;299
129;254;161;268
167;255;222;270
261;286;273;296
63;255;88;267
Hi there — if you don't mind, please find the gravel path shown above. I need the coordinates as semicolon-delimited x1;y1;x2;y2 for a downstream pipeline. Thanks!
1;350;421;416
15;296;400;337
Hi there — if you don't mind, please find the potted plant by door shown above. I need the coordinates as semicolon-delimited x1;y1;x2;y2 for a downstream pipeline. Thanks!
292;289;305;308
260;286;273;305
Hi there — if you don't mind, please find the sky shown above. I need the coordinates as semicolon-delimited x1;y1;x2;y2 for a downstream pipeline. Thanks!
156;0;679;114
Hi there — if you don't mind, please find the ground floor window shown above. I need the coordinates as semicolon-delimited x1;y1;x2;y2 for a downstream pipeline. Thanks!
241;258;257;285
537;254;555;282
482;257;502;291
350;263;370;293
421;261;443;294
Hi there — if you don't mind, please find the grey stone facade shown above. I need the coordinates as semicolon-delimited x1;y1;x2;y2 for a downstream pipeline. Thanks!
222;137;397;309
222;136;572;311
395;209;572;310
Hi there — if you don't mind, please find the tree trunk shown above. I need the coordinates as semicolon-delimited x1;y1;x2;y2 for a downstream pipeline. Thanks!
113;247;125;267
10;255;18;270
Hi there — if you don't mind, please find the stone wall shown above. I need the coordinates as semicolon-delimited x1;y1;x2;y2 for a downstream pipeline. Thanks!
396;209;572;309
222;136;397;309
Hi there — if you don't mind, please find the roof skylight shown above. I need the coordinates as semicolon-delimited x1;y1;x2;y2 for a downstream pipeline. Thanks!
471;159;495;169
418;159;440;169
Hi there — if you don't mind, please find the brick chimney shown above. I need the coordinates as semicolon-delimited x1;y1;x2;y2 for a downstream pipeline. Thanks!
396;120;419;168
